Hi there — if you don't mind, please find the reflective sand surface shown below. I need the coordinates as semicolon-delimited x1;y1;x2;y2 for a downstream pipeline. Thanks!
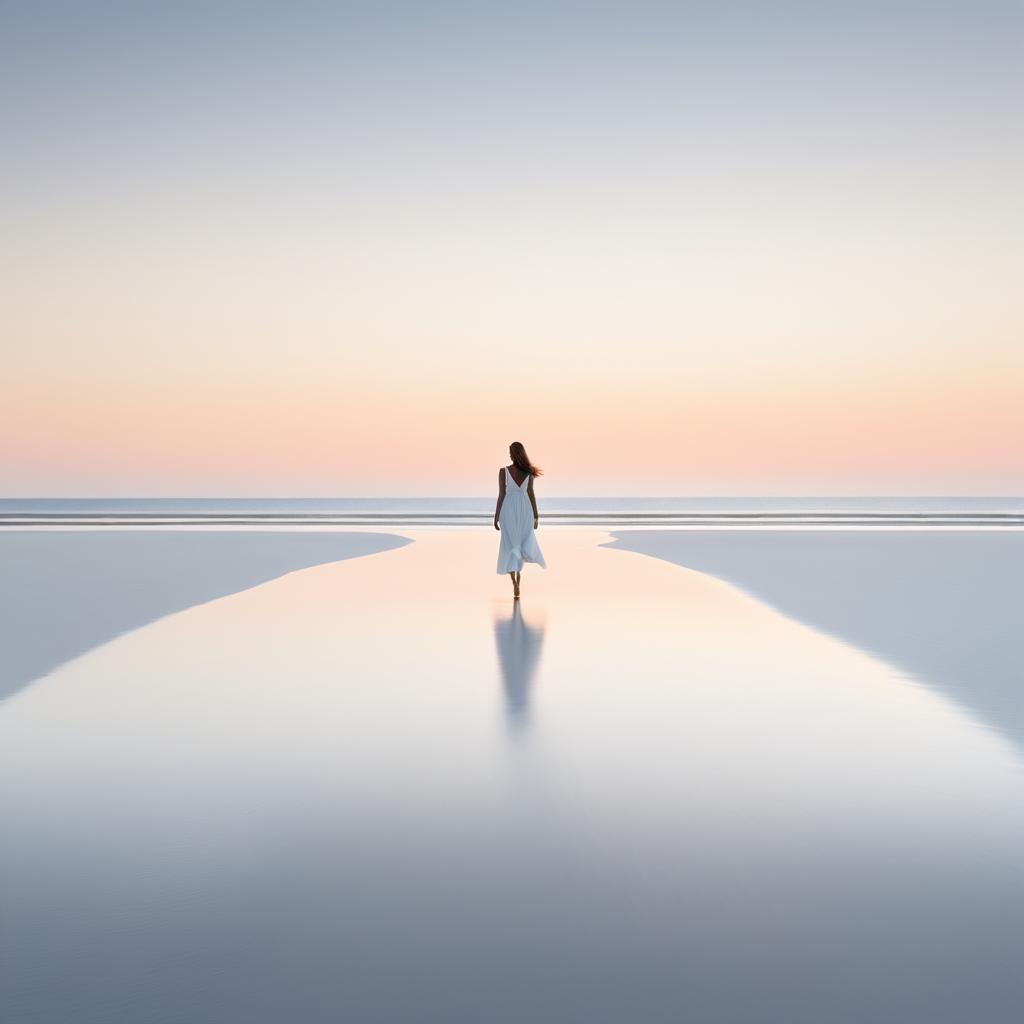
2;529;1023;1023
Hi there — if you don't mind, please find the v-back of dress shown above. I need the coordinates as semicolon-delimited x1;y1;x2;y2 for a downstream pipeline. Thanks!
496;467;547;574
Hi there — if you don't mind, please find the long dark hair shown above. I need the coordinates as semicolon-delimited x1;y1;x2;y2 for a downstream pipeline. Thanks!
509;441;542;478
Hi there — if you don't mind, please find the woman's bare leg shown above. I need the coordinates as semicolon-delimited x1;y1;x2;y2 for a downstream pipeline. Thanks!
509;572;520;599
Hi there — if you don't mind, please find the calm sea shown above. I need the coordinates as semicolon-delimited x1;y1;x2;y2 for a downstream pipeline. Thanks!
1;497;1021;528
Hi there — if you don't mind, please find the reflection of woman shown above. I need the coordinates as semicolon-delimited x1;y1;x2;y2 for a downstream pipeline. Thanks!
493;602;546;733
494;441;546;599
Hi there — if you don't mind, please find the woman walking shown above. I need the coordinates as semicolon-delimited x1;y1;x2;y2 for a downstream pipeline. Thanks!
494;441;546;598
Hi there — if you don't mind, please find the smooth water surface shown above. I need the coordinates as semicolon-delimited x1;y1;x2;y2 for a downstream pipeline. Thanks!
1;529;1022;1023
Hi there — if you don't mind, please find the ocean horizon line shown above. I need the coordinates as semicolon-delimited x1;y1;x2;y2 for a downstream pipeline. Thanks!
2;495;1022;503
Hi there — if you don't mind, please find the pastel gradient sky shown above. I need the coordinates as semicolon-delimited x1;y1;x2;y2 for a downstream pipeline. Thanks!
3;1;1021;496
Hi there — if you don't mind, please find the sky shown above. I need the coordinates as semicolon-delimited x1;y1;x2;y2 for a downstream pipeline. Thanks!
2;1;1021;496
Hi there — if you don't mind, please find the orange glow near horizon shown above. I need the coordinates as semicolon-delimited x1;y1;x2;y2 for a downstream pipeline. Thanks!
4;347;1021;495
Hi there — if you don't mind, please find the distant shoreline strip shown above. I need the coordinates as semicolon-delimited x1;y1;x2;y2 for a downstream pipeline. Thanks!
3;512;1022;528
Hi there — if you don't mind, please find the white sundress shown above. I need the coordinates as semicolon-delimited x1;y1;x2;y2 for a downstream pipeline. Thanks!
496;467;547;574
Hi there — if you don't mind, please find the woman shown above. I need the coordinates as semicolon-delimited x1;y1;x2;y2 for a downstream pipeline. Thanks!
494;441;546;598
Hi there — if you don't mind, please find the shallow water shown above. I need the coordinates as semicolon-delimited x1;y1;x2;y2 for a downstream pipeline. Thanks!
1;529;1022;1023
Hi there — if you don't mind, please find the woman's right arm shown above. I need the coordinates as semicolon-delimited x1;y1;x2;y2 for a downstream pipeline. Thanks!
494;468;505;530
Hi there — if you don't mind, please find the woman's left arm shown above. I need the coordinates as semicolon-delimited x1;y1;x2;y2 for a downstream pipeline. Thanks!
494;467;506;530
527;475;539;528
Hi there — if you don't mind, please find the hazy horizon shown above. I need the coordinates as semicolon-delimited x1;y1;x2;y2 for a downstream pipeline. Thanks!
4;489;1019;501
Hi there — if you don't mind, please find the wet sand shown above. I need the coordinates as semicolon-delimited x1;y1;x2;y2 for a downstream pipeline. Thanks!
606;529;1024;749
